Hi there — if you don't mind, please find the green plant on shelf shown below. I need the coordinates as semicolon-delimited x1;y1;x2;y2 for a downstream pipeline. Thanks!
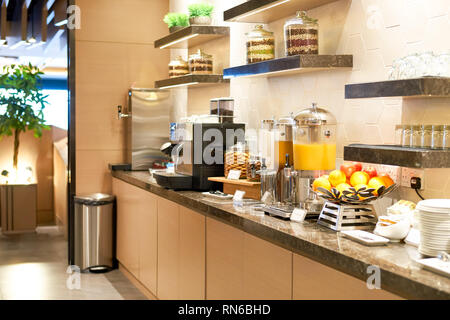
163;12;190;28
188;2;214;18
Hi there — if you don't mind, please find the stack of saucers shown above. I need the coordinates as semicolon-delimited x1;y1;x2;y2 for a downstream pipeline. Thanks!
416;199;450;257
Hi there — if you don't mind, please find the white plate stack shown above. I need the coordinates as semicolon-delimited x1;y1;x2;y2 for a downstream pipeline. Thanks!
417;199;450;257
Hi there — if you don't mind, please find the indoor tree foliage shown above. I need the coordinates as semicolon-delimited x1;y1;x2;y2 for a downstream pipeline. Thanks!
0;64;49;171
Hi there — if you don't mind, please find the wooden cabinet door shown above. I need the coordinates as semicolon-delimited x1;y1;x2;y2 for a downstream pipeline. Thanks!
243;233;292;300
112;178;140;277
138;191;158;295
293;253;402;300
179;206;206;300
206;217;245;300
157;197;180;300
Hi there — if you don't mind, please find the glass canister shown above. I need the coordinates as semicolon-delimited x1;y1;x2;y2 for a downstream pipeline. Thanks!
293;103;337;171
275;115;296;170
402;125;413;147
284;11;319;56
189;49;213;75
443;125;450;149
224;142;249;179
168;56;189;78
246;25;275;64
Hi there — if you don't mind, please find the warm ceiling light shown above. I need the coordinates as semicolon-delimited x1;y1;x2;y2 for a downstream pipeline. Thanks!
234;0;291;21
159;34;199;49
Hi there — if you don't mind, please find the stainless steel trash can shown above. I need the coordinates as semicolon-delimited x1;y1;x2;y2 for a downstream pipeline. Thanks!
74;194;115;272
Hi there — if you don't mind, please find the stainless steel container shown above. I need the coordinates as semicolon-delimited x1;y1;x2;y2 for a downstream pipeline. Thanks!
118;88;173;170
74;194;115;272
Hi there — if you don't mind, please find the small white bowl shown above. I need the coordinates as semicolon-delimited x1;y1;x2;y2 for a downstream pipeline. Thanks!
374;216;411;242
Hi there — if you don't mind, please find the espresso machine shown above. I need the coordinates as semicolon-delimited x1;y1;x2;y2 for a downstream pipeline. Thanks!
293;103;337;216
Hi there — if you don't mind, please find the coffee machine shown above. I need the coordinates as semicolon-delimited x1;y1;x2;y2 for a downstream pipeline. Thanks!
293;103;337;215
154;116;246;191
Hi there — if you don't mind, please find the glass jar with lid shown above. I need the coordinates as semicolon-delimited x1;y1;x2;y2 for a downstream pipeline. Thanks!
401;125;413;147
168;56;189;78
293;103;337;172
284;11;319;56
189;49;213;75
246;25;275;64
411;125;422;148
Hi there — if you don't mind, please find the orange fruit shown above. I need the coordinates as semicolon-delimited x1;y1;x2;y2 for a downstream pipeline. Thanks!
350;171;370;187
313;177;331;192
368;177;387;195
379;174;394;187
336;183;352;197
329;170;347;187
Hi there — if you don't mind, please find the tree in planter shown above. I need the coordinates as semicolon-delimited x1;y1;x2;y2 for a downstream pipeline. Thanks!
0;64;49;180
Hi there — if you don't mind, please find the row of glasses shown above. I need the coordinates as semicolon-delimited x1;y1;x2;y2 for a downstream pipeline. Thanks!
396;124;450;149
388;52;450;80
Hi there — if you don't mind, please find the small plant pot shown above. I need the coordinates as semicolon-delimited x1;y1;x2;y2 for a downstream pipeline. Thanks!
189;16;211;25
169;26;186;33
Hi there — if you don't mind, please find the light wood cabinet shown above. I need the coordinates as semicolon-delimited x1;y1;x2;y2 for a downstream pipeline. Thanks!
113;178;140;277
206;218;292;300
138;191;158;295
179;206;206;300
157;197;180;300
293;253;402;300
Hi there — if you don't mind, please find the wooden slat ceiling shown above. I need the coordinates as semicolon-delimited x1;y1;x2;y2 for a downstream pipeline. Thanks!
0;0;67;67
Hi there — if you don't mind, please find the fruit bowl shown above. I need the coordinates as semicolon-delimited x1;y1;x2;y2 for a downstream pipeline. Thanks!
316;183;397;205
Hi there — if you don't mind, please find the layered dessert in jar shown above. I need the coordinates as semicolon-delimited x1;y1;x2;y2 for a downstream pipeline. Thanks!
284;11;319;56
189;49;213;75
246;25;275;64
168;56;189;78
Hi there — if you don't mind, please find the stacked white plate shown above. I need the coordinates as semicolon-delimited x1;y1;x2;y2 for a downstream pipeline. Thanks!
416;199;450;257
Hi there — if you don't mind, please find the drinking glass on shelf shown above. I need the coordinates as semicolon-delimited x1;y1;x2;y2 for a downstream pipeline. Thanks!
417;51;434;77
443;125;450;149
421;125;433;148
402;125;413;147
411;125;422;147
438;53;450;77
395;125;403;145
405;54;420;78
431;125;444;149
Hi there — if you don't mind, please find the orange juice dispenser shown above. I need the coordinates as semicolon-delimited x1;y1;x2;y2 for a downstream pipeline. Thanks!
293;103;337;215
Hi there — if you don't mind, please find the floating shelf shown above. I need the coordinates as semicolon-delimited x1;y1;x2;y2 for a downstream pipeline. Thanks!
155;74;229;89
154;26;229;49
223;55;353;79
224;0;336;23
344;144;450;168
345;77;450;99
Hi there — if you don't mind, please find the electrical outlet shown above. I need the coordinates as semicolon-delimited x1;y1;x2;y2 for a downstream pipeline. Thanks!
401;168;425;190
376;164;401;184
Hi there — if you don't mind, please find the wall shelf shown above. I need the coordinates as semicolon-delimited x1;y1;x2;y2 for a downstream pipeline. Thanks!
154;26;229;49
345;77;450;99
344;144;450;168
224;0;337;23
155;74;229;89
223;55;352;79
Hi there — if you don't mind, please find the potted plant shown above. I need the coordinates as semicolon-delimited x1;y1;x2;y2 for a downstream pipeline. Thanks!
0;64;49;234
163;12;190;33
188;2;214;25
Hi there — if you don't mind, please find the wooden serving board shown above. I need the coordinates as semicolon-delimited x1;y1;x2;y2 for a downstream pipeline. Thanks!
208;177;261;200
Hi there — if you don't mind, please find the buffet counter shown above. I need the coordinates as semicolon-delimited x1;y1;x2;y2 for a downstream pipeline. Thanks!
111;169;450;300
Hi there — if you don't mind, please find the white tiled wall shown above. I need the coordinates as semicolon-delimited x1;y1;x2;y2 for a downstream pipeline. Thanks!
169;0;450;200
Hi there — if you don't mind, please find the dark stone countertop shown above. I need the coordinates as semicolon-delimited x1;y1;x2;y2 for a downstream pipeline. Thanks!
111;170;450;300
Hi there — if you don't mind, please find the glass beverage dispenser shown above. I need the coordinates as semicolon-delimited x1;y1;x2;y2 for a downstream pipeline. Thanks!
293;103;337;214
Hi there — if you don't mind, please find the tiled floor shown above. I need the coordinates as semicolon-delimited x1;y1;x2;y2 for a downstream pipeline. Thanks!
0;226;146;300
